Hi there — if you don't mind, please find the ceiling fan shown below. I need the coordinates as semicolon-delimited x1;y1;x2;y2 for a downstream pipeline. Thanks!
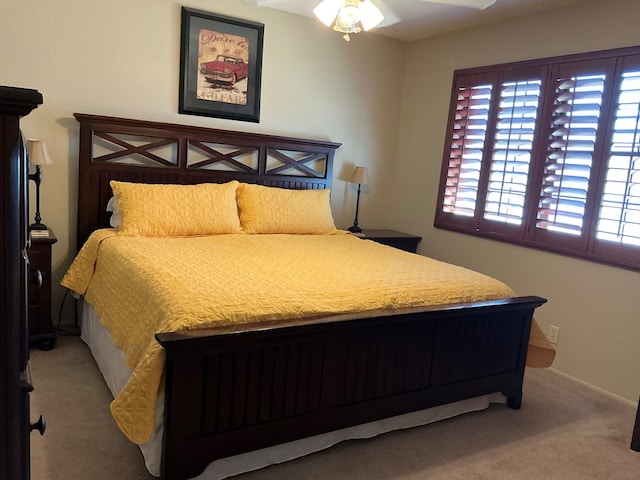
247;0;496;41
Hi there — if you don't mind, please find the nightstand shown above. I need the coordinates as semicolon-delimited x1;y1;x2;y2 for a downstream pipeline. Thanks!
28;227;57;350
356;229;422;253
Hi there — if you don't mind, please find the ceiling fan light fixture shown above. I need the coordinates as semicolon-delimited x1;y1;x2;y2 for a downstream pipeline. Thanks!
314;0;384;41
333;1;361;38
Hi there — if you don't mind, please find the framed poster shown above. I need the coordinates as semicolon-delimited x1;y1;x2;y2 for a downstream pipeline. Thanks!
179;7;264;123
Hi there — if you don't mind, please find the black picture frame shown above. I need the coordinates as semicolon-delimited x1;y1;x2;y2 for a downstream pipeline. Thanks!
179;7;264;123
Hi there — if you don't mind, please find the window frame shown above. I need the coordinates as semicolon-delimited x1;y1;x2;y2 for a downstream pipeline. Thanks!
434;45;640;271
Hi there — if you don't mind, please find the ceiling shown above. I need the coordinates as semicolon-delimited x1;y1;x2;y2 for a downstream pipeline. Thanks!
245;0;591;42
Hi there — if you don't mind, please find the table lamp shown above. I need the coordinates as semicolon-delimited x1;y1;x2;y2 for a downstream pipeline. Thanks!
27;139;53;231
348;165;368;233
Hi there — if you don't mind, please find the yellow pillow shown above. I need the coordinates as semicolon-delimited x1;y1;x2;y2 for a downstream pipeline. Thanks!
237;183;337;234
110;180;241;236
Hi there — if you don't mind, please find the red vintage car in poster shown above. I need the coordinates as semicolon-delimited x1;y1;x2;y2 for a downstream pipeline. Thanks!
199;55;248;85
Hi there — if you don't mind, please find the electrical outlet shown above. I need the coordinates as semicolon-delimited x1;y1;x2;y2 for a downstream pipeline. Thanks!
549;325;560;345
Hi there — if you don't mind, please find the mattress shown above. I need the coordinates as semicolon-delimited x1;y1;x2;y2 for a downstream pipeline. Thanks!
80;298;506;479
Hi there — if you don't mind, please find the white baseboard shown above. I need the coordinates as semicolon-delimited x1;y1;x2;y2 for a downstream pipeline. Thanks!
543;367;638;408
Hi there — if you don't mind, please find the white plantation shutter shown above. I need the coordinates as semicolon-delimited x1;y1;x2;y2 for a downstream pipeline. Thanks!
484;79;542;225
442;82;492;218
536;72;606;236
597;66;640;247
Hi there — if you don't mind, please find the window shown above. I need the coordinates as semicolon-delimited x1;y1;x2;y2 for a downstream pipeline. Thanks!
435;46;640;270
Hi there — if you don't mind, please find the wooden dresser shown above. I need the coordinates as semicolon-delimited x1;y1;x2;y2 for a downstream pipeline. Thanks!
0;85;44;480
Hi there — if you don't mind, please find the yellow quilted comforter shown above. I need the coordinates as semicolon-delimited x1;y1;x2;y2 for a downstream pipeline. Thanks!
61;230;536;444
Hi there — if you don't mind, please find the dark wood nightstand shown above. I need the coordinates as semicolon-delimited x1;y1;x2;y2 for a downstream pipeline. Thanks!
28;227;57;350
356;229;422;253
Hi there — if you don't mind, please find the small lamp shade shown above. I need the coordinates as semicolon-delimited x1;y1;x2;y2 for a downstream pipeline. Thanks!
27;139;53;167
349;166;368;185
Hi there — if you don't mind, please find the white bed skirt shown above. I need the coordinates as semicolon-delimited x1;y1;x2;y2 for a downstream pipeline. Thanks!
79;299;506;480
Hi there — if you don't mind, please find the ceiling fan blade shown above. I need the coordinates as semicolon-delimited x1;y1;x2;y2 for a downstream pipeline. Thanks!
417;0;496;10
370;0;401;27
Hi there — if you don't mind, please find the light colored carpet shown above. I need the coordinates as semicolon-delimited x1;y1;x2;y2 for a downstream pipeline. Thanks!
30;335;640;479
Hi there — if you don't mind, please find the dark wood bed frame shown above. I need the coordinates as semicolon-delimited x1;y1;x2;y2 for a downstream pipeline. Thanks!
74;113;547;480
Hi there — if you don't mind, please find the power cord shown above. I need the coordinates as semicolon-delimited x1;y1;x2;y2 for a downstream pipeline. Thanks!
56;289;81;336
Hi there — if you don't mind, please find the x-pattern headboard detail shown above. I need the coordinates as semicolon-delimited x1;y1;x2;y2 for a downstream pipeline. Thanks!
92;133;178;167
74;113;341;248
188;142;257;173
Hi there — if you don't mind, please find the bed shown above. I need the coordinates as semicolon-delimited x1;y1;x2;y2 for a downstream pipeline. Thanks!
64;113;550;480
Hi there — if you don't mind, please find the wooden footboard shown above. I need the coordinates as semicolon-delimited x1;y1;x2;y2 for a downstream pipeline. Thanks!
157;295;546;480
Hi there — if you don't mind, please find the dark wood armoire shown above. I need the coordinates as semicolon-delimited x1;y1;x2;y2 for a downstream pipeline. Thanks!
0;86;44;480
633;397;640;451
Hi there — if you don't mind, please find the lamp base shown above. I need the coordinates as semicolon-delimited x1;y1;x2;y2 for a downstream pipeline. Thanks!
29;222;48;231
348;225;362;233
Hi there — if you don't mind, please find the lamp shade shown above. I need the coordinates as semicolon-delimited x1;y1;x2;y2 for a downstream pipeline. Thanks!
358;0;384;31
27;139;53;166
313;0;342;26
349;166;368;185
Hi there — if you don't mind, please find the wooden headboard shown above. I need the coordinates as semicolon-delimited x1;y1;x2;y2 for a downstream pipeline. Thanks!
74;113;341;247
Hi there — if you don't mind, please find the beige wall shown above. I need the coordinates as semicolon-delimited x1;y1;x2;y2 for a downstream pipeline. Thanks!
1;0;404;318
393;0;640;402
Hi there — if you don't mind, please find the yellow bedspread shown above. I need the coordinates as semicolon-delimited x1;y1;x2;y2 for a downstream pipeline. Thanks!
61;230;546;444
